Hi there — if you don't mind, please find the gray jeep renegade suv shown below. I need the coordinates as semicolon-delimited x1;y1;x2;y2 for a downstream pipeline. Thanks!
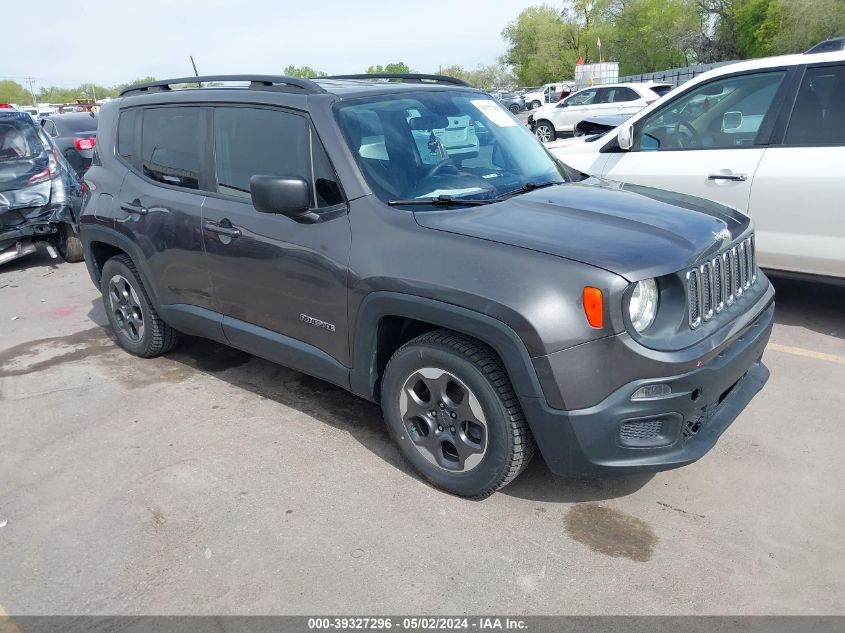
79;74;773;497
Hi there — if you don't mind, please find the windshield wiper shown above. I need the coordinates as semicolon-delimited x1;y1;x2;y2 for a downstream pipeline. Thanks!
387;195;492;207
493;180;562;202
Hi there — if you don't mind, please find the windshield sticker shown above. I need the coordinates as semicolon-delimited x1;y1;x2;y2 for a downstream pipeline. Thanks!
471;100;518;127
416;187;486;199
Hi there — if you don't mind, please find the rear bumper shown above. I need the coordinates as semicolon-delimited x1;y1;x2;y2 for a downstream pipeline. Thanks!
521;299;773;476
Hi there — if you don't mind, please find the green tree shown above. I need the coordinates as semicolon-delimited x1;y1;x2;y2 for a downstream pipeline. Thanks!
114;77;158;94
0;80;33;105
283;65;327;78
366;62;411;74
611;0;701;75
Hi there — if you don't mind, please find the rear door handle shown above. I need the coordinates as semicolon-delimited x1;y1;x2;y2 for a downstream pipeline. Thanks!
120;202;148;215
708;173;747;182
204;221;241;238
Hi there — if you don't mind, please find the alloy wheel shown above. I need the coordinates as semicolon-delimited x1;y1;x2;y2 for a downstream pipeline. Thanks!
398;367;488;472
535;124;553;143
107;274;145;342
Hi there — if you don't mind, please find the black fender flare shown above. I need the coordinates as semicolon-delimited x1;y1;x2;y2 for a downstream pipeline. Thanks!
79;224;161;307
350;291;546;405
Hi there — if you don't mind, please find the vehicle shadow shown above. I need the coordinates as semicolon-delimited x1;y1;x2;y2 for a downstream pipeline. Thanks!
769;274;844;340
501;459;654;503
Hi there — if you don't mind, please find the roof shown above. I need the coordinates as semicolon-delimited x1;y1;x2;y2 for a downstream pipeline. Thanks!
117;74;479;101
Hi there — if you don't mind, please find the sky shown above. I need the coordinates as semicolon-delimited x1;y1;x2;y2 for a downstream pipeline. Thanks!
1;0;544;90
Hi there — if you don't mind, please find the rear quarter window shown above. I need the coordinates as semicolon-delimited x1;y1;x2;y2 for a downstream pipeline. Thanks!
117;109;137;160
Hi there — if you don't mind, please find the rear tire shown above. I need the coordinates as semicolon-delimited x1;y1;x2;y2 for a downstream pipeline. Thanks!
100;254;178;358
56;223;84;263
509;103;521;114
380;330;535;498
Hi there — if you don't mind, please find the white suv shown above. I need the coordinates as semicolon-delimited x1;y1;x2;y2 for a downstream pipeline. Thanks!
551;49;845;281
529;82;671;142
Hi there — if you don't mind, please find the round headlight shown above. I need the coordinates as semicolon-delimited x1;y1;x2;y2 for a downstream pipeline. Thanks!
629;278;659;333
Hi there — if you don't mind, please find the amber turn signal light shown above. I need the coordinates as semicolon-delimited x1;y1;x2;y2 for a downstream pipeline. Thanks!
582;287;604;329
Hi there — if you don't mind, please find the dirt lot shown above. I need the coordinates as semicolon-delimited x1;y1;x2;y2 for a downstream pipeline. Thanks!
1;250;843;615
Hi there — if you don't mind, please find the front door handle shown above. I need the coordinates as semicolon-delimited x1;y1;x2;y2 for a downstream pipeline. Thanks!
708;173;747;182
120;202;148;215
204;221;241;238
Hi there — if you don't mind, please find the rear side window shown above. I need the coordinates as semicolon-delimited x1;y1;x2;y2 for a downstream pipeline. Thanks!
141;107;201;189
784;63;845;145
606;87;639;103
117;110;137;160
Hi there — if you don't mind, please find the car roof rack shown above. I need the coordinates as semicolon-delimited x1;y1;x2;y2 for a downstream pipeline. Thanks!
119;75;327;97
804;36;845;54
321;73;471;87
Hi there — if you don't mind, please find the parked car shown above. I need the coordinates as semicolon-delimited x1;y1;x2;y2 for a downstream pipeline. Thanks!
573;113;632;136
80;73;772;497
0;111;84;265
529;82;672;142
40;112;98;178
524;82;575;109
495;92;526;114
551;49;845;281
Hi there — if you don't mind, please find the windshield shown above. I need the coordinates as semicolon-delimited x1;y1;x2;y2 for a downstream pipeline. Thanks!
334;91;567;204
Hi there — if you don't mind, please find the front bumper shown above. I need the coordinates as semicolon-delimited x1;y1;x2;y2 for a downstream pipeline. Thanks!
520;298;774;476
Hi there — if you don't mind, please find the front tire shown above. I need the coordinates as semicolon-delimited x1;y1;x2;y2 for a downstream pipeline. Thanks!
381;330;535;498
534;120;555;143
530;100;542;110
100;254;178;357
509;103;521;114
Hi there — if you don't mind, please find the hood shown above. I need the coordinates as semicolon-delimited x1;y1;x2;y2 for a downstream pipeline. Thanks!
413;178;751;280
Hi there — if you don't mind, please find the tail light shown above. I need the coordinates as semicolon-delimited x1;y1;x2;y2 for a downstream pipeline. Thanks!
28;147;60;184
74;137;97;151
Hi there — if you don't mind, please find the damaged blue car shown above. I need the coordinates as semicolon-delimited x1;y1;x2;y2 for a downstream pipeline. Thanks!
0;110;84;266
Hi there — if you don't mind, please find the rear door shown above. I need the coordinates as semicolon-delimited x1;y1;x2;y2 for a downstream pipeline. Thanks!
748;61;845;277
201;105;351;364
600;69;789;213
114;106;213;310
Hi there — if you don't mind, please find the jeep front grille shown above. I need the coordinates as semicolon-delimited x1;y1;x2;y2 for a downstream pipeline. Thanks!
686;235;756;329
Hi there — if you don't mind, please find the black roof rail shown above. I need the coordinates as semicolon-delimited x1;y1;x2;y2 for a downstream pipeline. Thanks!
321;73;472;87
119;75;327;97
805;36;845;54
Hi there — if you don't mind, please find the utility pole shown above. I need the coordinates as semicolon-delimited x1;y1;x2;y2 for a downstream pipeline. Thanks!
25;76;37;107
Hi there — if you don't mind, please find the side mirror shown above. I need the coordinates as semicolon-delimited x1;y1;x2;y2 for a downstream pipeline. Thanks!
722;111;743;132
250;175;311;218
617;123;634;151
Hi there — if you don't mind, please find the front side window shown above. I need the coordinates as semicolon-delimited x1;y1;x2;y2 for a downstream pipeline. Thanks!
212;107;342;208
784;63;845;145
637;71;785;150
335;91;569;204
565;89;598;107
141;107;201;189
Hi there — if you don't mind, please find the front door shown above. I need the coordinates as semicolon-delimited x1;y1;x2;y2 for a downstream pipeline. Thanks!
601;69;789;213
201;106;351;364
